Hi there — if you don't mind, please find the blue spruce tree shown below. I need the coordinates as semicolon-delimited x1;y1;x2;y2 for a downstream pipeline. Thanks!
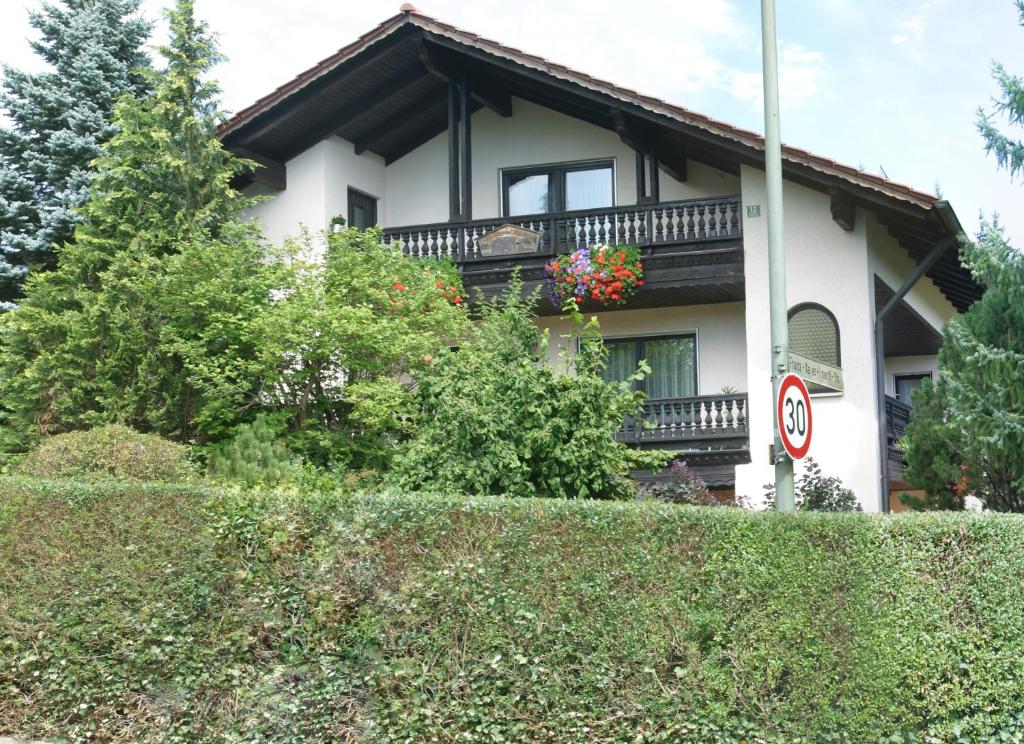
0;0;151;308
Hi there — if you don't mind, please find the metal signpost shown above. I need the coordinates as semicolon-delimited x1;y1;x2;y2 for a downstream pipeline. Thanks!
761;0;795;511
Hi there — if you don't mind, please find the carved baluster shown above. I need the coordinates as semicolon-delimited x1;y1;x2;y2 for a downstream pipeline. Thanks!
714;399;724;429
736;397;747;432
652;207;663;244
718;202;729;238
697;204;707;239
723;398;736;429
686;205;696;240
731;201;741;236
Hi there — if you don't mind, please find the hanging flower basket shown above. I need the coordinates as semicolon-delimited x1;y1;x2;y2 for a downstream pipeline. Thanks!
544;244;644;307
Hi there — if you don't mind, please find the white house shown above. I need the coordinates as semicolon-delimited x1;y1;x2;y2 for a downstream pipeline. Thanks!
219;5;984;512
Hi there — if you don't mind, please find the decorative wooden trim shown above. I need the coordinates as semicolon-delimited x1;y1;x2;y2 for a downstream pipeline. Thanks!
231;147;286;190
830;186;856;231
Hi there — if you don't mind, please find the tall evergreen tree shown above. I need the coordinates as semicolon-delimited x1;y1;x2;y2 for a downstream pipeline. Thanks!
0;0;268;449
903;4;1024;510
976;0;1024;179
0;0;151;308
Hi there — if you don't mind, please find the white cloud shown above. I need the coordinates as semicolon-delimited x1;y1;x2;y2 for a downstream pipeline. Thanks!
725;43;830;112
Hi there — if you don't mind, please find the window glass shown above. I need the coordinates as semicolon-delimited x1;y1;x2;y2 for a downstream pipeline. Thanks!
895;373;930;405
601;336;696;399
506;173;551;216
565;166;613;211
602;339;638;387
789;306;839;366
348;188;377;230
644;337;696;398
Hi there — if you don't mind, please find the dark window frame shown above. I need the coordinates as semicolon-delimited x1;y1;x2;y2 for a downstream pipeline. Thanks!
501;158;615;217
894;372;932;404
601;332;698;399
788;302;842;366
347;187;378;229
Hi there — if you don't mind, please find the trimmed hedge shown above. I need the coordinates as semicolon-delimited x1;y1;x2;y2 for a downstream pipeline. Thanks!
2;478;1024;742
16;425;196;482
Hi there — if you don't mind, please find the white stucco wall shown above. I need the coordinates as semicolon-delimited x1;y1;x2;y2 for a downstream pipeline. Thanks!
383;97;739;227
737;165;882;510
243;137;385;245
539;303;748;395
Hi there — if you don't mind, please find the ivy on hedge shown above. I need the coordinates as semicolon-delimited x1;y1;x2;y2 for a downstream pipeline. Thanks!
2;478;1024;742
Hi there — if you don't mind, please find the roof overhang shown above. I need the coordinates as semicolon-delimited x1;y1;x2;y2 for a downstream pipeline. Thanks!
218;6;984;312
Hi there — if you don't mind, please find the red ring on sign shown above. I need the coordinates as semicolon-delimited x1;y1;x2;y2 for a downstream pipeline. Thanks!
777;373;813;460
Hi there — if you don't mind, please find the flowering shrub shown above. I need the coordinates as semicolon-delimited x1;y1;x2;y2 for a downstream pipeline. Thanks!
545;244;644;306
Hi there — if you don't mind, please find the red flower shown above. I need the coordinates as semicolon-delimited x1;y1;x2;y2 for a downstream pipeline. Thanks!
453;295;462;304
393;283;406;291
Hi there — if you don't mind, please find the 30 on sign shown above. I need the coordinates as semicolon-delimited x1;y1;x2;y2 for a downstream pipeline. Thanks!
777;373;813;460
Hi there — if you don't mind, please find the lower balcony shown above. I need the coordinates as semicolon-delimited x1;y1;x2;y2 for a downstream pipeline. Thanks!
885;394;913;481
619;393;751;486
381;195;745;311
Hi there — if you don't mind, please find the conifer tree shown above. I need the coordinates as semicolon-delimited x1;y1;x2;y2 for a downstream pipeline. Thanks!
0;0;151;308
0;0;271;449
976;0;1024;179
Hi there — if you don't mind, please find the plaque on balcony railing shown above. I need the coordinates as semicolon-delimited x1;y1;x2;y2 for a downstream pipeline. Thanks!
478;223;541;257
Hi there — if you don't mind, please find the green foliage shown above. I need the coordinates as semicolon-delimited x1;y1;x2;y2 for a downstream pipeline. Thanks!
206;415;300;488
904;221;1024;511
638;458;731;505
0;0;281;451
762;457;861;512
15;424;195;482
3;480;1024;741
255;226;468;470
0;0;152;306
976;1;1024;179
390;279;668;499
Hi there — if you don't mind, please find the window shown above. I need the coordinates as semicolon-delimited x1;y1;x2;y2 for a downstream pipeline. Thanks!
602;334;697;399
347;188;378;230
502;160;614;217
894;372;931;405
788;303;841;393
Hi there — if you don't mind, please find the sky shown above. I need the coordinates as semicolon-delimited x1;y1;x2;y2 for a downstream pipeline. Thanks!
1;0;1021;245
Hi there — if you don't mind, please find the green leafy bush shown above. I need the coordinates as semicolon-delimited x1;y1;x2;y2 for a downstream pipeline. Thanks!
3;479;1024;741
390;279;668;499
762;457;861;511
638;458;732;505
16;424;196;482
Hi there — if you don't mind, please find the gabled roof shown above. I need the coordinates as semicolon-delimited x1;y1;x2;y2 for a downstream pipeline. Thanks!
219;5;983;311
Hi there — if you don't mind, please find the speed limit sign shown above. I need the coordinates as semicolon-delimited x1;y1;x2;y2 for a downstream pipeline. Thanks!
777;373;813;460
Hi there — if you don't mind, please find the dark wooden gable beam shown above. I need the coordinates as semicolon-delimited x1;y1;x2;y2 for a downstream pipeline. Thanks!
416;36;512;117
228;31;413;146
354;95;447;155
384;99;483;165
611;108;686;183
231;147;286;190
270;71;435;161
829;186;856;231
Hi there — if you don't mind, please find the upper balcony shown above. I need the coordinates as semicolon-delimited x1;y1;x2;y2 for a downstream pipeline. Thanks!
381;194;745;311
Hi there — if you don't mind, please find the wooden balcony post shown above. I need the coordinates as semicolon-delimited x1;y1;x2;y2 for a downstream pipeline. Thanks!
459;74;472;220
447;80;460;221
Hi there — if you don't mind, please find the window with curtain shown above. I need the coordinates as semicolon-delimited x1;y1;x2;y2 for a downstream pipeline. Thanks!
788;303;841;393
601;335;697;399
502;160;614;217
895;372;931;405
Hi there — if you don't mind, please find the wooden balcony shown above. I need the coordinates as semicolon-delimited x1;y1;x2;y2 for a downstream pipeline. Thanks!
381;195;745;309
885;394;912;480
617;393;751;465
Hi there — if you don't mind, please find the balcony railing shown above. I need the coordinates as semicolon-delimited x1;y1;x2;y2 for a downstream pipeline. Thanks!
381;195;743;264
885;395;912;443
616;393;749;446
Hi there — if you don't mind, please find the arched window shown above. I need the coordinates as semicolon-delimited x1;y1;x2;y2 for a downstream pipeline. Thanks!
789;303;841;392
